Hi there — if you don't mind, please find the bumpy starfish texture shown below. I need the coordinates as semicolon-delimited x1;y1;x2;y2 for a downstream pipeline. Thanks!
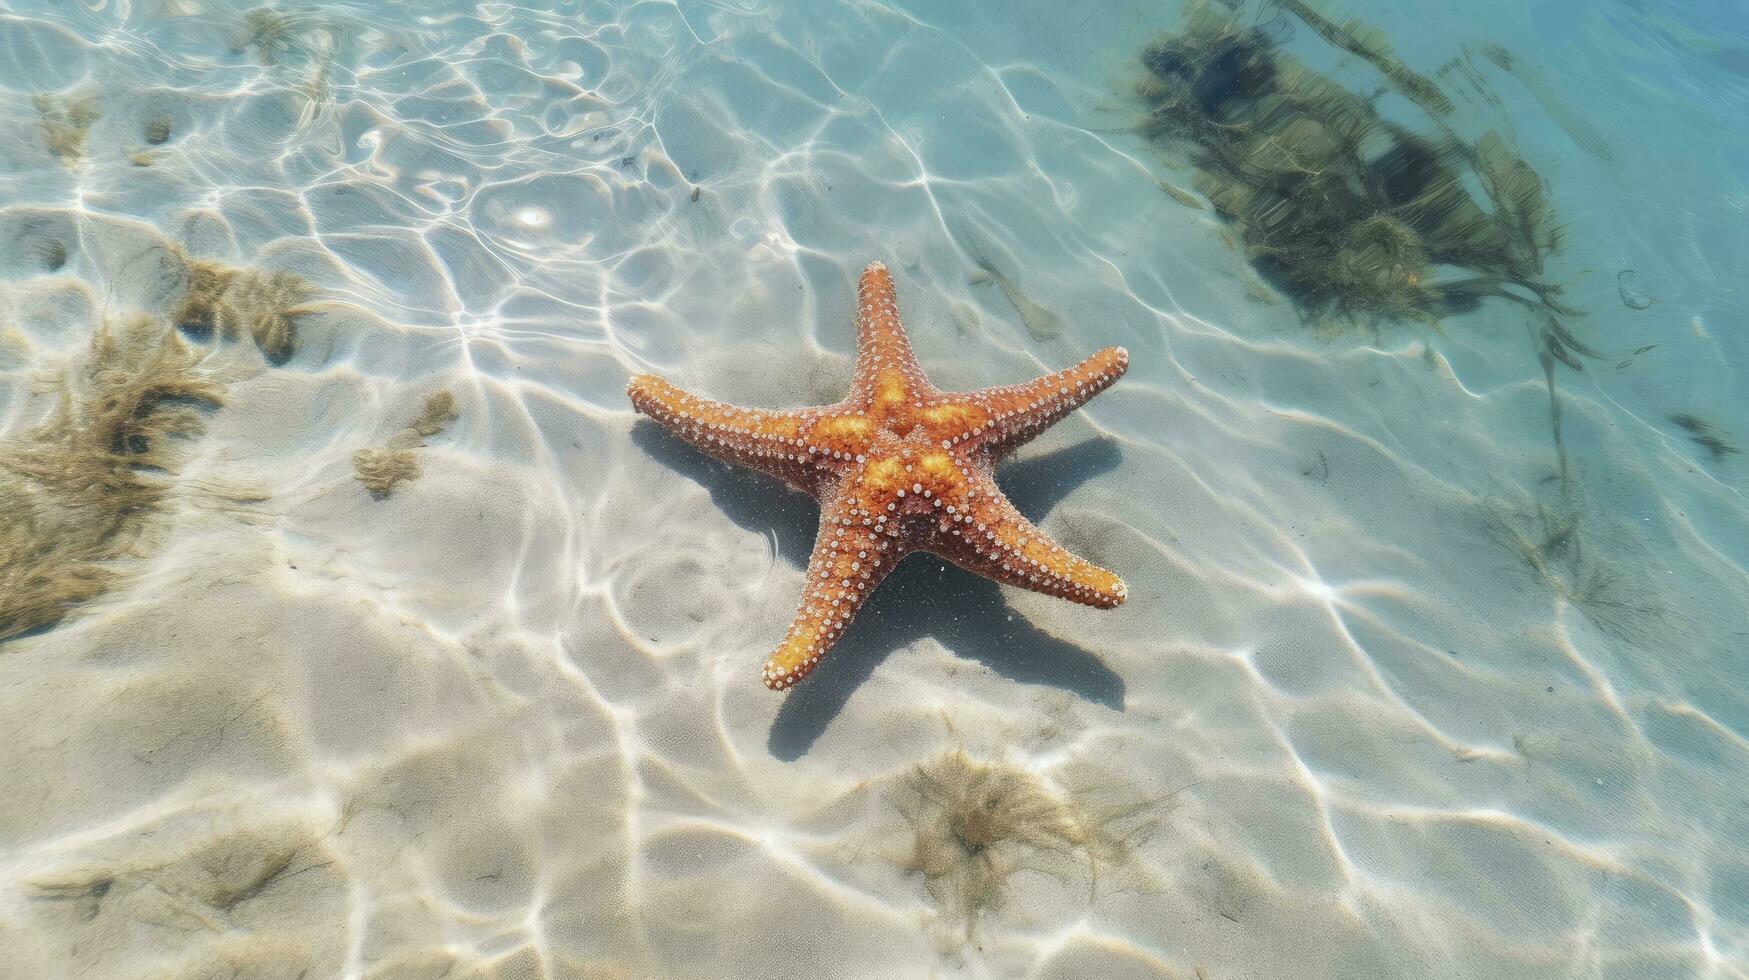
629;262;1128;691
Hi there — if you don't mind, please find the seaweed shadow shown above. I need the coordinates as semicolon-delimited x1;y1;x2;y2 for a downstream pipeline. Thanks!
630;422;1127;758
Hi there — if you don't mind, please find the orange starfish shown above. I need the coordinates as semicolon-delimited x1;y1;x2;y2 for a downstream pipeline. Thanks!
629;262;1129;691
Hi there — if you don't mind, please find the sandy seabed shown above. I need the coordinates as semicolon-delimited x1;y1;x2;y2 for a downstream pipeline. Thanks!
0;0;1746;977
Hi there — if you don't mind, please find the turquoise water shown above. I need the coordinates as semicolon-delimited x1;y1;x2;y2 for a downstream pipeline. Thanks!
0;0;1744;976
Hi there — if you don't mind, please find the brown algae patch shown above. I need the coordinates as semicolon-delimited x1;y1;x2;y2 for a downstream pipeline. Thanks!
0;318;223;641
893;751;1158;936
352;391;458;499
34;93;100;164
173;259;313;363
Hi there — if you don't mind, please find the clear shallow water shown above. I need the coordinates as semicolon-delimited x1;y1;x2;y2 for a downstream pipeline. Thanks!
0;0;1744;976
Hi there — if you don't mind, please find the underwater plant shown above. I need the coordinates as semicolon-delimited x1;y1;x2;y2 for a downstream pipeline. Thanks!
893;751;1155;937
33;93;100;164
1135;0;1606;484
0;318;223;641
352;391;458;499
1138;2;1577;326
173;259;313;363
1273;0;1453;117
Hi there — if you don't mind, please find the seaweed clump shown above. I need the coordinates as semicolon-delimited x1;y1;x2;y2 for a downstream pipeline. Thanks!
894;751;1151;937
1139;2;1576;329
174;260;313;363
352;391;458;499
0;319;223;641
1137;0;1601;480
34;93;100;164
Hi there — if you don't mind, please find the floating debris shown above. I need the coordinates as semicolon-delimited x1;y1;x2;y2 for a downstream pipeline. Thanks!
352;391;458;499
1617;269;1654;310
0;319;223;641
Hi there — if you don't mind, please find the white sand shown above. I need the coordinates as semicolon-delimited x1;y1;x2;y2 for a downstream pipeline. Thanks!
0;0;1745;977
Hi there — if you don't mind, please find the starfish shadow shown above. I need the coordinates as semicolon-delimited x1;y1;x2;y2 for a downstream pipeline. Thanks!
631;421;1128;759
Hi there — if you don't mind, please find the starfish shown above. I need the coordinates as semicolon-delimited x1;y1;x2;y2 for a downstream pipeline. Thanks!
628;262;1129;691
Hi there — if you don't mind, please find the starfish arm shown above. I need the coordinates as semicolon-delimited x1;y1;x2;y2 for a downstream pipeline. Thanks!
927;468;1127;608
850;262;931;401
628;374;822;491
971;346;1128;456
763;480;903;690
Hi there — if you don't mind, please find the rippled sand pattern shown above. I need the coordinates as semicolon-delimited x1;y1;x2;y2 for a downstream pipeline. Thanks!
0;0;1746;976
